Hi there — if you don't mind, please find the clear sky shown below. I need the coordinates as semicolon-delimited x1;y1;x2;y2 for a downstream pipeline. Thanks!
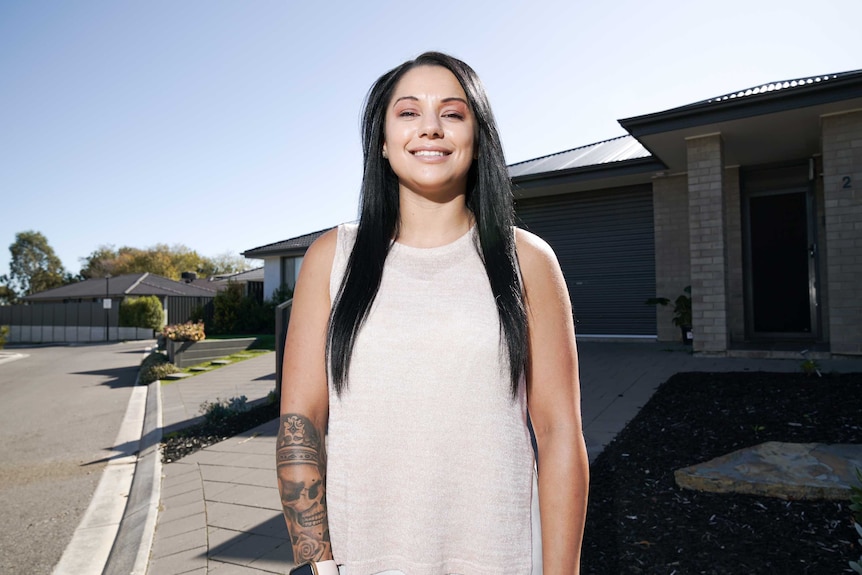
1;0;859;278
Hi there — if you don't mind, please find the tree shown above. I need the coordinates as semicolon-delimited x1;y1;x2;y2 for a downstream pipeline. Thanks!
79;243;247;281
8;231;67;296
201;251;254;276
0;274;17;304
78;245;120;279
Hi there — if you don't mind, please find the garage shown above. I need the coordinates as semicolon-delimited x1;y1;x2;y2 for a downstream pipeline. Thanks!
516;185;656;337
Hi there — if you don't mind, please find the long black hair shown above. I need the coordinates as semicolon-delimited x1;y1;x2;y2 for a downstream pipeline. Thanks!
327;51;528;397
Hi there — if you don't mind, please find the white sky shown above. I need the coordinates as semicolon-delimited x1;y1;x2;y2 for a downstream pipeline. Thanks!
1;0;860;278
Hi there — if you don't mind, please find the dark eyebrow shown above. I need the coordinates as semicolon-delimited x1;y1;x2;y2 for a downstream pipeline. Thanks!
392;96;469;106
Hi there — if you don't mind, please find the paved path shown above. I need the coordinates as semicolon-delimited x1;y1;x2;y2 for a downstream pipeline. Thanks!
144;343;862;574
160;353;277;434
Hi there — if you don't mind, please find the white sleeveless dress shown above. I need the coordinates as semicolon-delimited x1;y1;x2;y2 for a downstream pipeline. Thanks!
326;224;541;575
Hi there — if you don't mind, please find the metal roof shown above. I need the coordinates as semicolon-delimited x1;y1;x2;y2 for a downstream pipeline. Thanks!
23;273;217;301
507;135;652;180
213;267;264;282
701;71;859;106
242;227;334;258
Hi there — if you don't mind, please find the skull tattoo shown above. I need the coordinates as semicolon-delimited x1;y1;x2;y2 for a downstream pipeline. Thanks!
277;414;331;562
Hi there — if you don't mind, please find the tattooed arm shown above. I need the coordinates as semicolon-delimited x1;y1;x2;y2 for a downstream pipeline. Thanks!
276;229;338;564
277;413;331;562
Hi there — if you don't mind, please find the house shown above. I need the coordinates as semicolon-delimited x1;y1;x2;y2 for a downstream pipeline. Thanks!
244;69;862;358
205;267;266;302
242;228;332;301
1;272;218;343
22;272;217;305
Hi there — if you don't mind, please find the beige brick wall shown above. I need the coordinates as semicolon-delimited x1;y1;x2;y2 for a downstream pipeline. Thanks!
822;111;862;355
652;174;690;342
686;134;729;353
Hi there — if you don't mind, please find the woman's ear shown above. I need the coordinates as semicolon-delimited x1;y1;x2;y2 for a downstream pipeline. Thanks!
382;142;388;159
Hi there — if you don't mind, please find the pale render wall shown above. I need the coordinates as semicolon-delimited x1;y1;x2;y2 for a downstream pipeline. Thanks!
822;111;862;355
263;256;281;303
686;134;729;353
652;174;690;342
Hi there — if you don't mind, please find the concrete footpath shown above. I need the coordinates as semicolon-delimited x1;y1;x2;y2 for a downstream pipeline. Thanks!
140;343;862;574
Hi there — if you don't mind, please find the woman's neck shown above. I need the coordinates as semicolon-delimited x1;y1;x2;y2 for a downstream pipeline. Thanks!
396;193;473;248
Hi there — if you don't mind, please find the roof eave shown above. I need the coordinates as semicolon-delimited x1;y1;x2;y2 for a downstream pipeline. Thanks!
242;247;309;259
619;72;862;137
242;227;334;259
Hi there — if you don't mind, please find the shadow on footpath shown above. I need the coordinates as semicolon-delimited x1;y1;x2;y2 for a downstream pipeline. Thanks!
205;515;293;568
71;365;139;388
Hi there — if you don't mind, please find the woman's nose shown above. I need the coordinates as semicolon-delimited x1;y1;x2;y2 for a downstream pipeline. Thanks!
420;114;443;138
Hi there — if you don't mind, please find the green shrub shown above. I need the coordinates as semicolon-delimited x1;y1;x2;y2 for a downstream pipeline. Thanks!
200;396;248;426
119;296;164;330
139;351;179;384
213;282;244;333
0;325;8;349
210;283;292;335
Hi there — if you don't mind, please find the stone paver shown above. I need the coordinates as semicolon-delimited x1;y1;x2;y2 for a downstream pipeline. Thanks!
676;441;862;500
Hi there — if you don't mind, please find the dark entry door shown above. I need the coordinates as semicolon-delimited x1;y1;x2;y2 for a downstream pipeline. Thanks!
745;189;816;337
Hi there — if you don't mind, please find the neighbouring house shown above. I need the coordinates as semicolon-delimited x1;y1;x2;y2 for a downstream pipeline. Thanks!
189;267;266;302
244;69;862;358
1;272;218;343
242;228;332;301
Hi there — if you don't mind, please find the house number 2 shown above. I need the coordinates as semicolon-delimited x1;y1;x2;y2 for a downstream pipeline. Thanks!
843;176;852;188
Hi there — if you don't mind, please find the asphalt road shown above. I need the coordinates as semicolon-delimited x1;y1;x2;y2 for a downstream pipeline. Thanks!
0;341;150;575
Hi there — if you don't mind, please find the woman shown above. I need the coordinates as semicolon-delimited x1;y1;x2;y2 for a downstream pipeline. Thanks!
277;52;588;575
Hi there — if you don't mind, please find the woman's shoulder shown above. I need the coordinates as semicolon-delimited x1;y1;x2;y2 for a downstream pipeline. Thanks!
299;226;346;277
306;227;339;257
514;227;560;275
514;228;572;316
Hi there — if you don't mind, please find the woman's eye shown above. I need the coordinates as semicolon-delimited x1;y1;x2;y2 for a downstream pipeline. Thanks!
398;110;418;117
443;112;464;120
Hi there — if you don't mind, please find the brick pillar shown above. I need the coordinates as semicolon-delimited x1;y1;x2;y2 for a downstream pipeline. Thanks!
822;111;862;355
686;134;728;353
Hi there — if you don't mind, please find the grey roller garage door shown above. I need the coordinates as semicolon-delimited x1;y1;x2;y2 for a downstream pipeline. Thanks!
515;185;656;336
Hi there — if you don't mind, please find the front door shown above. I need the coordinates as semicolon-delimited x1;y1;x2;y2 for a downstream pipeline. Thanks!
743;168;818;340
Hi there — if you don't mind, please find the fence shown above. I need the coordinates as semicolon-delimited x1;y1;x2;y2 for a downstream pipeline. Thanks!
166;296;214;326
274;298;293;404
0;302;148;344
1;296;215;344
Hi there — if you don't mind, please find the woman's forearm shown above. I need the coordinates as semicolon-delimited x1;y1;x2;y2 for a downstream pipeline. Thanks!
276;412;333;563
537;427;589;575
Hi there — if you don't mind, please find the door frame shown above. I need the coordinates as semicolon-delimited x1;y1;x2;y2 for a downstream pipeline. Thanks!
741;167;820;341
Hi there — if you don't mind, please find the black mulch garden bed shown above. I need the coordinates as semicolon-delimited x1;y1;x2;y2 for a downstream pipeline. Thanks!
161;401;278;464
160;371;862;573
582;371;862;574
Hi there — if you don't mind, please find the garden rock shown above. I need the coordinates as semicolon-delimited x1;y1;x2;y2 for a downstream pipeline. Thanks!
675;441;862;500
